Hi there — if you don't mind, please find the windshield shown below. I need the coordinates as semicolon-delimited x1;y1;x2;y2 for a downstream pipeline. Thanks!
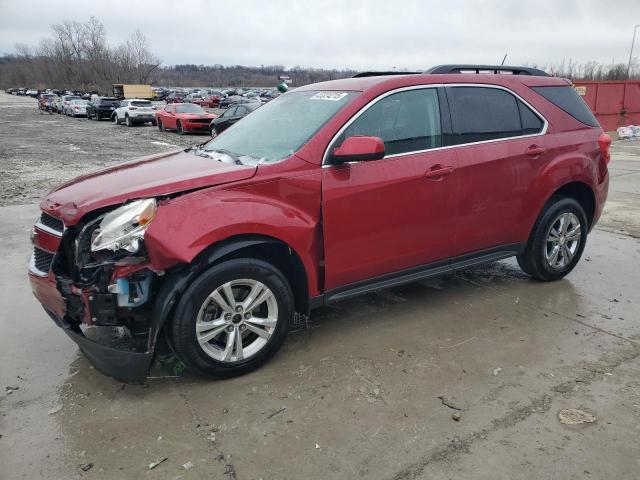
202;90;356;163
176;104;206;114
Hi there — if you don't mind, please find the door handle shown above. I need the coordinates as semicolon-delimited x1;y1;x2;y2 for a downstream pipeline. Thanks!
424;165;454;179
525;145;547;157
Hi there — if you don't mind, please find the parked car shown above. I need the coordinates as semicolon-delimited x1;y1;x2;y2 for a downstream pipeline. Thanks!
52;96;64;113
165;92;186;104
218;95;257;108
37;93;57;113
209;102;260;137
29;65;610;383
155;103;218;135
66;99;89;117
201;95;223;108
112;99;156;126
86;97;120;120
61;95;81;114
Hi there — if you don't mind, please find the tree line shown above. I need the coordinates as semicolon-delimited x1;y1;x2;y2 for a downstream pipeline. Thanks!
1;17;638;94
0;17;160;94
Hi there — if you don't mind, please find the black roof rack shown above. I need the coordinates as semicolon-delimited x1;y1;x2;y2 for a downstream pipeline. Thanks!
352;71;421;78
426;64;550;77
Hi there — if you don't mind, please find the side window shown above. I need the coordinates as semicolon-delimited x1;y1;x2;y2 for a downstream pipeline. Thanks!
447;87;522;144
338;88;442;156
120;100;128;107
518;100;544;134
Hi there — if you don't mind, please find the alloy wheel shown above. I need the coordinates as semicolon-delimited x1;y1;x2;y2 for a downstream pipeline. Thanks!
544;212;581;270
195;279;278;362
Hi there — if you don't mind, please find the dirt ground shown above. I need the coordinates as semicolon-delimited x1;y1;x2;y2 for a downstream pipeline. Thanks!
1;92;640;479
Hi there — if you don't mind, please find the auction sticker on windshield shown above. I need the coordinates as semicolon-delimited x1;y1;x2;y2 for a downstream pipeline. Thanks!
310;92;349;101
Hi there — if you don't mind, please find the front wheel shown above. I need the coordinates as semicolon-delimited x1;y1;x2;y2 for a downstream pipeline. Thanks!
517;197;588;281
170;258;294;378
177;120;184;135
158;119;164;132
125;115;133;127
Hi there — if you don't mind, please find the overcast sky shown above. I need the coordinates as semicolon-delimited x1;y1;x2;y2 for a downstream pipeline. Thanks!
1;0;639;70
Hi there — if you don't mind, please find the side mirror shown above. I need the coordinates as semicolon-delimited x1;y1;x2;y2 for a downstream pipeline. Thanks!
329;136;385;164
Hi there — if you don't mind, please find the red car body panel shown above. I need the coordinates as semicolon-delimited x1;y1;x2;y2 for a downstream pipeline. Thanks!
144;155;324;295
40;150;256;225
322;148;458;288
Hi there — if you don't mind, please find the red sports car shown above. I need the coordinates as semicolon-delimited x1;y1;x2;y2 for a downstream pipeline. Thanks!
192;95;222;108
155;103;218;135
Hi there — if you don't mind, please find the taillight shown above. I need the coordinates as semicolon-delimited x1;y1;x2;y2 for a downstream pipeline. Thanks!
598;133;612;165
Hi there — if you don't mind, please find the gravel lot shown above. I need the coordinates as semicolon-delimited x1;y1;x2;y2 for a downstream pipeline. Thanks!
0;93;210;206
2;91;640;479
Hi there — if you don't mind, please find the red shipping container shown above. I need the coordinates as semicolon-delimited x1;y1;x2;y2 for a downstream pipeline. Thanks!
572;81;640;132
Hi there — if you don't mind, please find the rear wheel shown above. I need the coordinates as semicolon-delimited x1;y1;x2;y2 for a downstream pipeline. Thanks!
517;197;588;281
158;119;164;132
125;114;133;127
170;258;293;378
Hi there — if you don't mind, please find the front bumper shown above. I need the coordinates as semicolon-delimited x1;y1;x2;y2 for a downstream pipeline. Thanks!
29;272;154;383
184;121;211;132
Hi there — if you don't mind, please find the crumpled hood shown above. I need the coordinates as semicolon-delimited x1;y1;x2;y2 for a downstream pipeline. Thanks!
41;149;256;225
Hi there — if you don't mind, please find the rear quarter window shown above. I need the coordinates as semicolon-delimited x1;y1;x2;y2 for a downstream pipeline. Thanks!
532;86;599;127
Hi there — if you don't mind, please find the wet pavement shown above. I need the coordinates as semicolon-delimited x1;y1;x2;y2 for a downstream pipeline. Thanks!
1;93;640;479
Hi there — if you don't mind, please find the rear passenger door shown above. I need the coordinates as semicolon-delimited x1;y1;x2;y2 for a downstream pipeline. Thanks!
445;85;551;255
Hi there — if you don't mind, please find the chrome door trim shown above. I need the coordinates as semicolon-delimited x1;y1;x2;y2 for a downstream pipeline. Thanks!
321;83;549;167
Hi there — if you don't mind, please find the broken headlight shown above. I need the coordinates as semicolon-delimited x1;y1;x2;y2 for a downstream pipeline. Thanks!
91;199;156;253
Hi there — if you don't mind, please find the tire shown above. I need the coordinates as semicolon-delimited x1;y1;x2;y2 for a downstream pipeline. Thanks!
210;126;217;138
177;120;184;135
125;114;133;127
112;114;119;124
151;119;157;127
170;258;294;378
158;119;164;132
517;196;588;281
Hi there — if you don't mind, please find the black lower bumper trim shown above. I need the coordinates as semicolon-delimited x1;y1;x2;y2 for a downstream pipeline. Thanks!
63;328;154;384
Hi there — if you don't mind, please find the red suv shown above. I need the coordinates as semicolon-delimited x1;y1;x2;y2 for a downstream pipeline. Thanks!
29;65;610;383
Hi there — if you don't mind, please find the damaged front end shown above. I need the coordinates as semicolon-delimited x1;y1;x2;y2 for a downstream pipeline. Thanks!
29;200;170;383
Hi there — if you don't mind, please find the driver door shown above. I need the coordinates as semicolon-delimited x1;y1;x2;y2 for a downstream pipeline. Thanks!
322;87;459;290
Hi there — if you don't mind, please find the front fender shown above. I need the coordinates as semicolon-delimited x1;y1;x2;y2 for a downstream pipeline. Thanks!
144;169;323;296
